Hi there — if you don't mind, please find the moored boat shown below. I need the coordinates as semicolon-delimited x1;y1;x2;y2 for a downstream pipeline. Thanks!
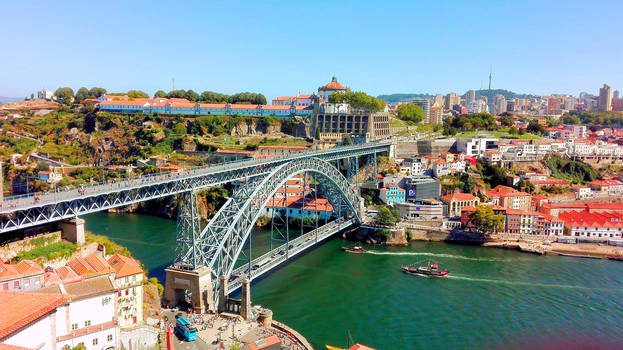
607;255;623;261
401;259;449;277
342;245;367;254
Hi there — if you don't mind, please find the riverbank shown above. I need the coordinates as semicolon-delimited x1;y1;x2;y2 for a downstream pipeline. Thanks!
406;228;623;259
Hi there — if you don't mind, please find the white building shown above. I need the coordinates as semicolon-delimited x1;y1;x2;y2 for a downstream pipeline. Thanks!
37;88;54;100
107;254;144;328
456;138;499;157
0;276;120;350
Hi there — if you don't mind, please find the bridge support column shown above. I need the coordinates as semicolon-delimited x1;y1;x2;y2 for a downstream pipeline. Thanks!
164;266;215;313
59;218;85;245
218;275;228;312
240;279;252;320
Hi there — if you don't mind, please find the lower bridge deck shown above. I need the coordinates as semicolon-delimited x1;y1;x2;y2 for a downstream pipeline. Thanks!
227;218;355;293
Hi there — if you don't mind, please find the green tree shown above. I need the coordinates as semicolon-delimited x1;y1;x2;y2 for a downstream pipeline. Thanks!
200;91;229;103
329;91;385;111
75;87;90;103
376;206;399;226
127;90;149;98
185;89;199;102
500;115;514;127
154;90;167;98
173;122;187;135
395;103;425;123
468;205;505;235
54;87;75;105
88;87;107;98
527;120;546;135
459;173;476;193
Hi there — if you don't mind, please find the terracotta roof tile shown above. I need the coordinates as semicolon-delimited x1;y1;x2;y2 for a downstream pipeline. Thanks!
0;291;68;339
107;254;143;279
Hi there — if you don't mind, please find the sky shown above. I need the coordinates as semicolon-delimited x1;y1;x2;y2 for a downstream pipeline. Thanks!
2;1;622;100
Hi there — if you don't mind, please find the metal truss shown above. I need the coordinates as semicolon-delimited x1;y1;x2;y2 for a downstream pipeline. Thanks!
0;143;390;233
173;191;206;269
195;157;361;287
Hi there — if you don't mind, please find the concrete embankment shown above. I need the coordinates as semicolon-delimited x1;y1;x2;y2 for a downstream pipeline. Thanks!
406;228;623;259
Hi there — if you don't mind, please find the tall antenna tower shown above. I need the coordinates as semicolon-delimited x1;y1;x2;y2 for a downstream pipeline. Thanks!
488;66;492;91
172;78;175;91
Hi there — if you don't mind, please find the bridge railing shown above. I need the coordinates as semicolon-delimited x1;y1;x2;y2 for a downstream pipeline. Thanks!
1;142;390;212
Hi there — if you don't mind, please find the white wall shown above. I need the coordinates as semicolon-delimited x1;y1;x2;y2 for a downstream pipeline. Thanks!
68;293;115;330
4;313;55;350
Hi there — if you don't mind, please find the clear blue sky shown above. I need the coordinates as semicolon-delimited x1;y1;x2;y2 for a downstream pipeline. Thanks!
2;1;622;100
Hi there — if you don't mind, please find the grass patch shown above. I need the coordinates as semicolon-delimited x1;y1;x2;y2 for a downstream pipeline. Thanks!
13;241;76;262
456;129;542;140
85;232;133;258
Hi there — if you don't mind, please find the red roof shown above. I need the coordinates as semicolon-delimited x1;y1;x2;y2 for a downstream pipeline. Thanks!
529;180;569;185
107;253;143;279
297;94;313;99
215;149;256;155
589;179;623;187
320;77;346;91
349;345;377;350
560;210;623;228
247;335;281;350
258;145;309;150
0;291;68;339
442;193;477;202
273;96;296;101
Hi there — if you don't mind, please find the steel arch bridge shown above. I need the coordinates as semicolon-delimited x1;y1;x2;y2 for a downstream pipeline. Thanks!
173;157;361;282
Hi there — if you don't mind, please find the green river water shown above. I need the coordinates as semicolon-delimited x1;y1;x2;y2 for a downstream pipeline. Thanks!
85;212;623;349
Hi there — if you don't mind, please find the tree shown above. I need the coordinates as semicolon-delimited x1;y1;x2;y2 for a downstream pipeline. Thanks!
200;91;229;103
88;87;107;98
127;90;149;98
468;205;505;235
500;115;514;127
173;122;187;135
154;90;167;98
375;206;400;226
185;89;199;102
527;120;546;135
395;104;425;123
54;87;74;105
329;91;385;111
459;173;476;193
75;87;90;103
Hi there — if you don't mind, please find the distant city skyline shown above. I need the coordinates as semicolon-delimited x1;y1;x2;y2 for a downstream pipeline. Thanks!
2;1;622;100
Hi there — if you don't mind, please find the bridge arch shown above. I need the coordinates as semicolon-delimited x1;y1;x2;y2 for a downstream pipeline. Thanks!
196;157;360;281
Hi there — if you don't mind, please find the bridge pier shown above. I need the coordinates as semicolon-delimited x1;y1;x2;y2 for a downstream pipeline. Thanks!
164;266;215;313
59;217;85;245
240;279;252;320
218;275;228;312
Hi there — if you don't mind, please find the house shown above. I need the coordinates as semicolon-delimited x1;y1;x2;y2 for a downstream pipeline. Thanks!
0;260;44;291
108;254;144;328
0;291;69;350
255;145;309;158
37;168;63;183
379;182;406;205
483;150;501;163
38;276;120;350
485;185;531;211
588;179;623;196
442;193;480;217
559;210;623;239
571;185;592;200
506;174;520;187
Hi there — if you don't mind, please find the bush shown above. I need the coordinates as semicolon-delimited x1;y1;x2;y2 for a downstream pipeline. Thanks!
14;241;77;262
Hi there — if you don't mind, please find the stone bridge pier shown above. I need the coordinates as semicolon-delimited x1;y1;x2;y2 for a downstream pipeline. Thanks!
163;266;214;313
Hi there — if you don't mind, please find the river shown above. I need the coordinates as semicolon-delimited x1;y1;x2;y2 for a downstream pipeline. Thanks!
85;212;623;349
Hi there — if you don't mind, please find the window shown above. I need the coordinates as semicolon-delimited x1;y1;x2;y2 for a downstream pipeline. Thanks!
85;320;91;327
93;338;98;346
125;290;129;296
71;323;78;330
14;281;19;289
2;283;7;290
107;334;113;342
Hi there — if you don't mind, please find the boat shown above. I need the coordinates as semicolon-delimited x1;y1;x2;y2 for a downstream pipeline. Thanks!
607;255;623;261
401;259;449;277
342;245;367;254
